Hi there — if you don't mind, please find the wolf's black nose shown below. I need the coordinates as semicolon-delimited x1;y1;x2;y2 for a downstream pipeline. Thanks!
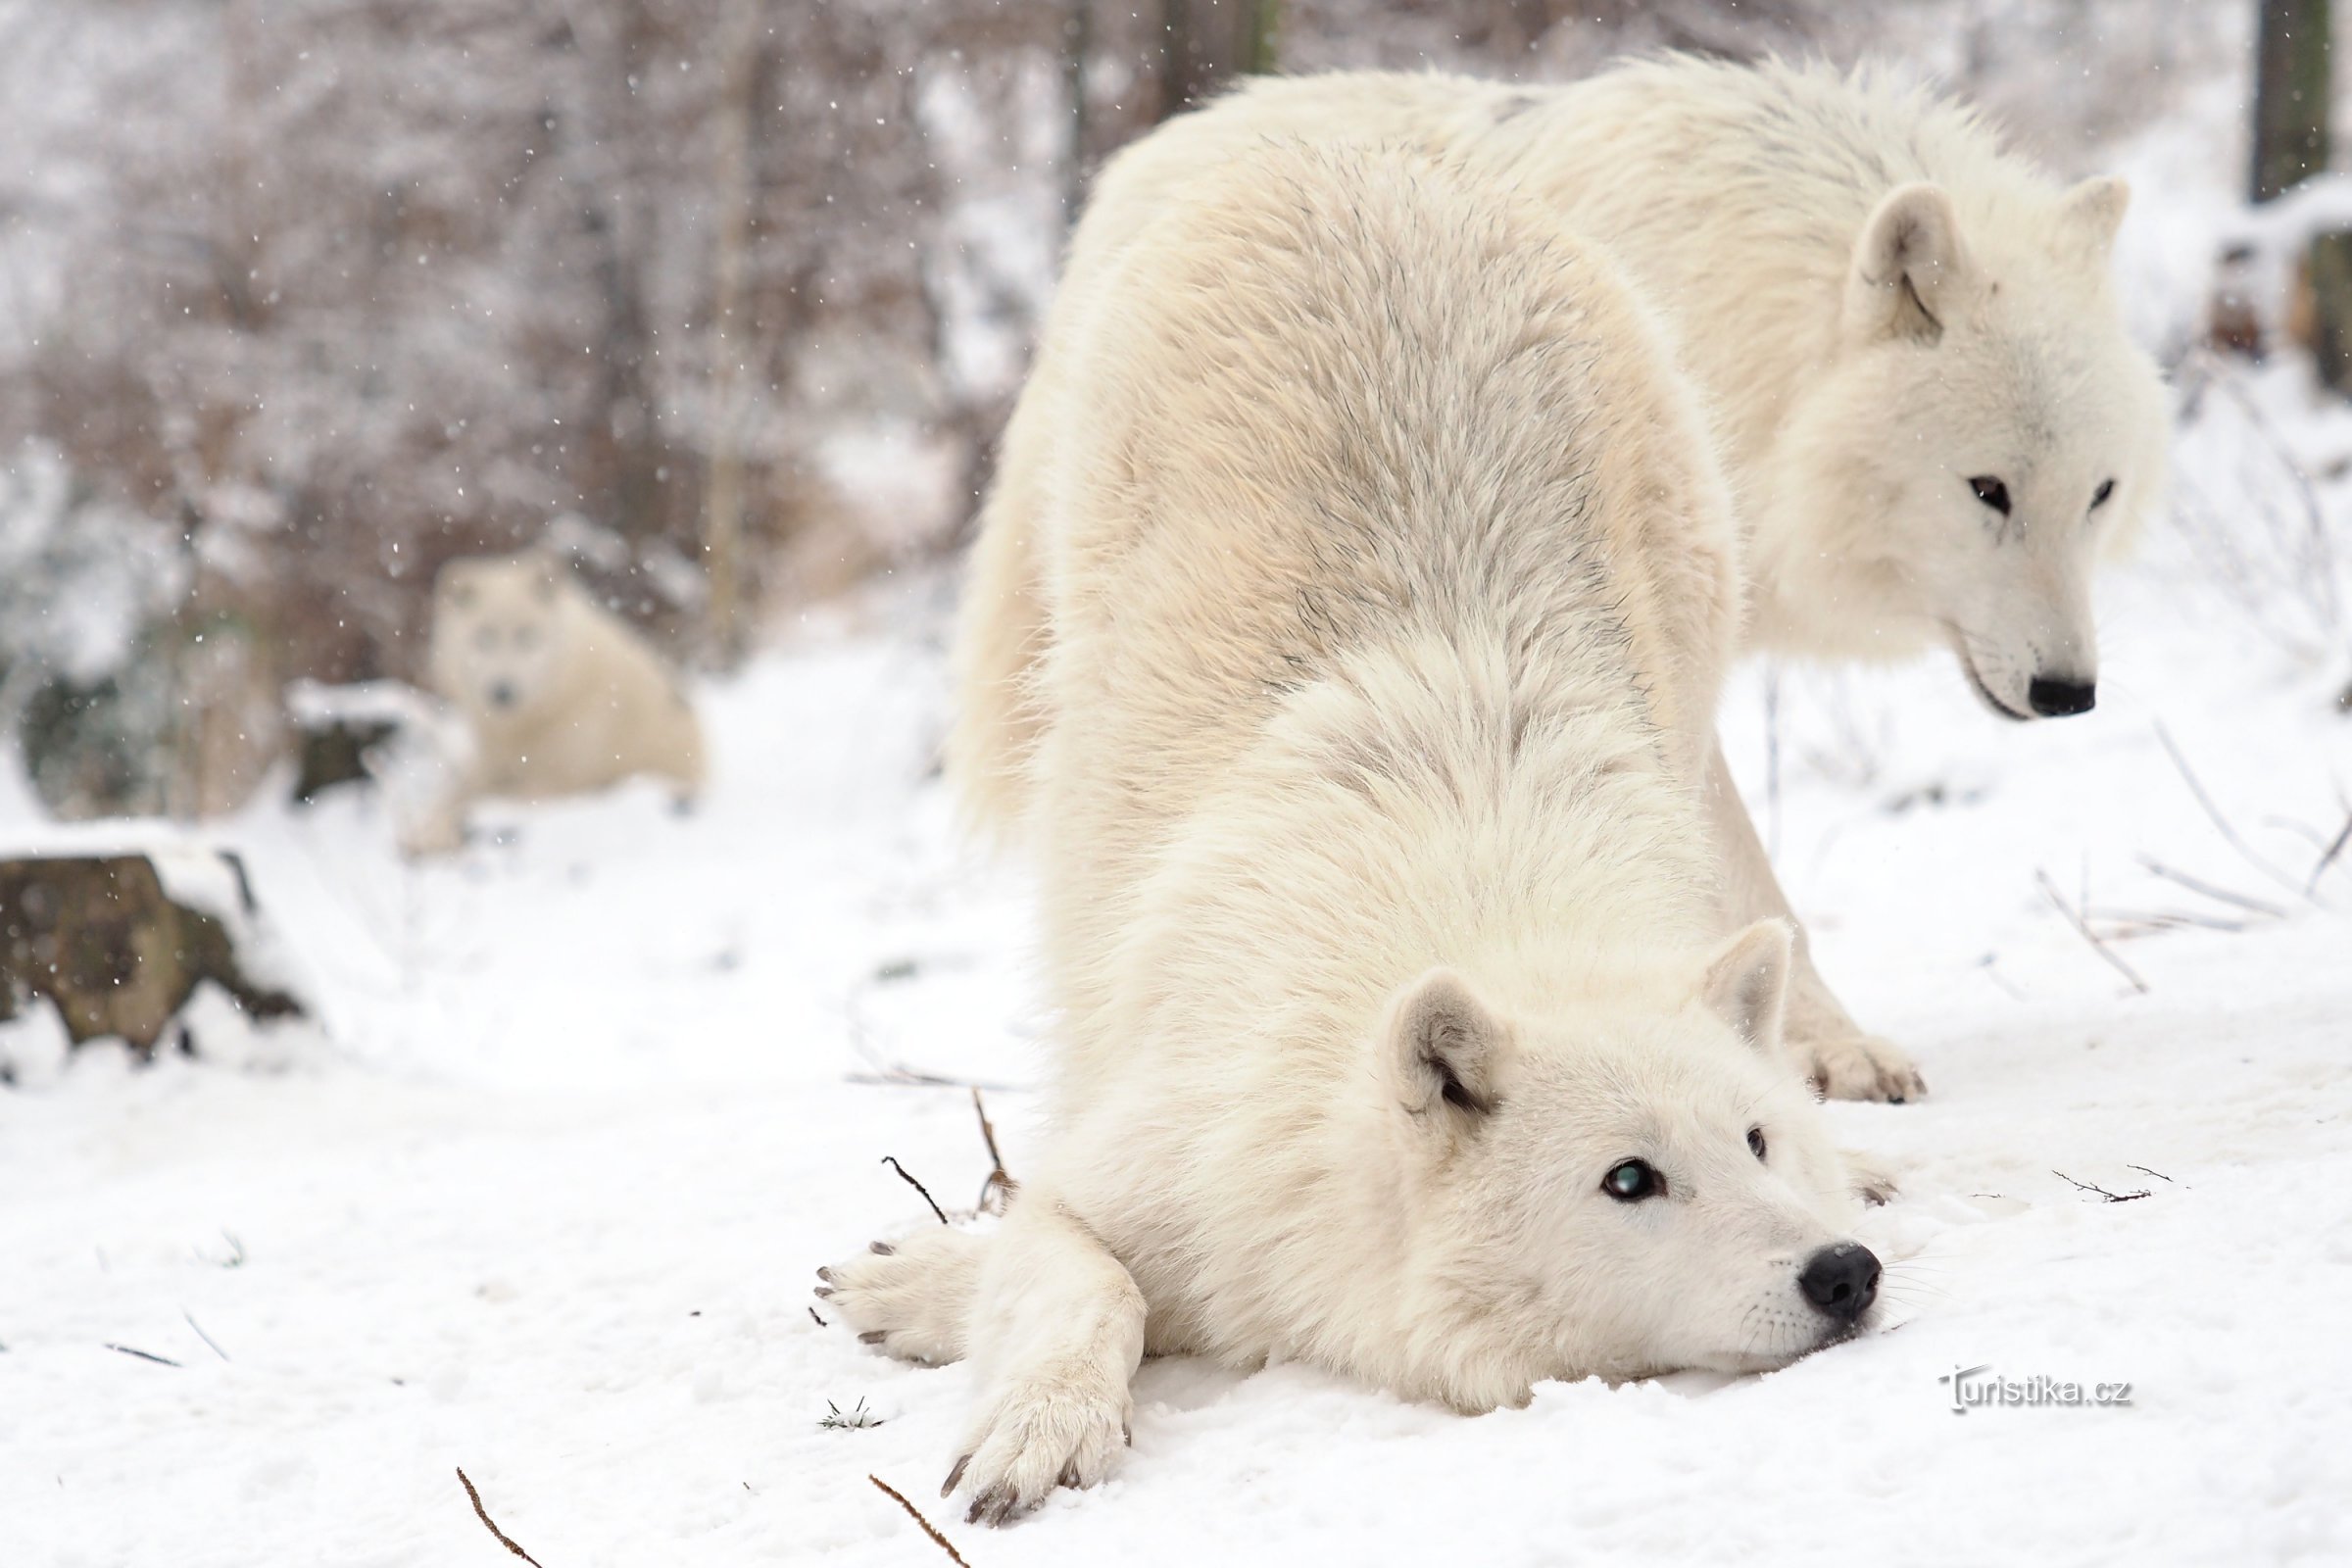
489;682;517;709
1799;1243;1881;1324
2027;677;2095;717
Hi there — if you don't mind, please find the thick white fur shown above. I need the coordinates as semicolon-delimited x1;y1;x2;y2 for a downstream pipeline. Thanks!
417;553;704;852
829;140;1877;1524
950;56;2169;1102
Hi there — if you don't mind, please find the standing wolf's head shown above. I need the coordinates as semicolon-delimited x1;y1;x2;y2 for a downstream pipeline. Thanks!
427;553;574;722
1380;920;1881;1406
1760;175;2168;720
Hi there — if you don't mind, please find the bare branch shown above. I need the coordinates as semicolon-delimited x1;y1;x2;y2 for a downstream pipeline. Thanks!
2310;808;2352;895
181;1310;230;1362
2052;1170;2151;1202
2134;857;2285;918
2082;906;2254;936
882;1156;950;1225
869;1474;972;1567
971;1089;1016;1214
2152;722;2314;902
2035;868;2149;994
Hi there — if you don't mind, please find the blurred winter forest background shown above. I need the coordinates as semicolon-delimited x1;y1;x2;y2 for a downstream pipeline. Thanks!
0;0;2334;823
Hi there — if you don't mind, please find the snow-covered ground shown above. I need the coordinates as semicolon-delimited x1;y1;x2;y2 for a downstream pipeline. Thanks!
5;518;2349;1564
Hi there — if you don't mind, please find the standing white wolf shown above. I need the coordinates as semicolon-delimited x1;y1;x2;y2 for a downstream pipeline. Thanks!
822;140;1883;1524
416;551;705;852
953;57;2170;1101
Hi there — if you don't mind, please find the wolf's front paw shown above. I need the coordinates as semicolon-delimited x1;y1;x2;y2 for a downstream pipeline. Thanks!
944;1368;1131;1526
818;1227;984;1365
1801;1031;1926;1103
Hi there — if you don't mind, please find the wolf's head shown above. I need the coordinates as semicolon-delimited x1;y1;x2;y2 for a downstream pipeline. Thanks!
428;553;572;721
1382;920;1879;1404
1761;175;2168;720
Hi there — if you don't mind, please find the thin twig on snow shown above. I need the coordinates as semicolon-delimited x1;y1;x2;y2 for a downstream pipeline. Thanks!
456;1467;548;1568
2152;722;2314;902
869;1474;972;1567
2309;808;2352;896
181;1310;229;1362
2035;869;2150;994
882;1156;950;1225
2134;856;2285;919
971;1089;1016;1214
2053;1170;2152;1202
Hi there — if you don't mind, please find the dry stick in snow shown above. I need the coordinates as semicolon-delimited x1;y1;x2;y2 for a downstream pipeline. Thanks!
2035;869;2149;995
105;1343;180;1368
971;1089;1016;1214
2134;858;2284;919
2085;906;2253;936
882;1156;950;1225
457;1468;548;1568
2152;722;2314;902
2310;808;2352;895
181;1309;229;1362
2053;1169;2151;1203
869;1474;973;1568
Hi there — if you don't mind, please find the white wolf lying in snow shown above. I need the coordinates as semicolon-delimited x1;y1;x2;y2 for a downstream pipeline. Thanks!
951;57;2170;1102
821;138;1884;1525
415;551;705;853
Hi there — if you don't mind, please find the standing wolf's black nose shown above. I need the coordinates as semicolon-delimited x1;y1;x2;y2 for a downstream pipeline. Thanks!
489;682;517;710
2026;677;2096;717
1799;1243;1881;1324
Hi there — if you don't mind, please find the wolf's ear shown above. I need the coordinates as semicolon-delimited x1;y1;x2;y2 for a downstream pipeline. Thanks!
2054;175;2130;265
1846;182;1975;345
1700;919;1793;1055
1385;968;1506;1118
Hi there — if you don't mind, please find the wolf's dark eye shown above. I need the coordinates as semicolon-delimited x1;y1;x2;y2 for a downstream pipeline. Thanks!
1968;475;2011;515
2090;477;2116;510
1602;1159;1663;1202
1747;1127;1768;1162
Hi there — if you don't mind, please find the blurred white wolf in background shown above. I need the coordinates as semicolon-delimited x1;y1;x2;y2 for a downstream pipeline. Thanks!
414;551;704;853
824;137;1885;1525
953;56;2171;1102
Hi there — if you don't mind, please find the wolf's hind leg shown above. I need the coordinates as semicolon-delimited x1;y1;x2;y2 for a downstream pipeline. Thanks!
820;1224;986;1365
943;1187;1144;1526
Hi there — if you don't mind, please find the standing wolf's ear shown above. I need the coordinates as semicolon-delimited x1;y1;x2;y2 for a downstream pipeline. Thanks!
1846;182;1975;345
1386;968;1507;1118
2053;175;2130;265
1700;920;1793;1055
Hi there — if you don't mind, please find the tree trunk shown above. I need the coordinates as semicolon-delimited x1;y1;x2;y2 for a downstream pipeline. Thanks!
1064;0;1093;225
703;0;762;668
2253;0;2330;204
1157;0;1279;121
2253;1;2352;405
2308;229;2352;385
